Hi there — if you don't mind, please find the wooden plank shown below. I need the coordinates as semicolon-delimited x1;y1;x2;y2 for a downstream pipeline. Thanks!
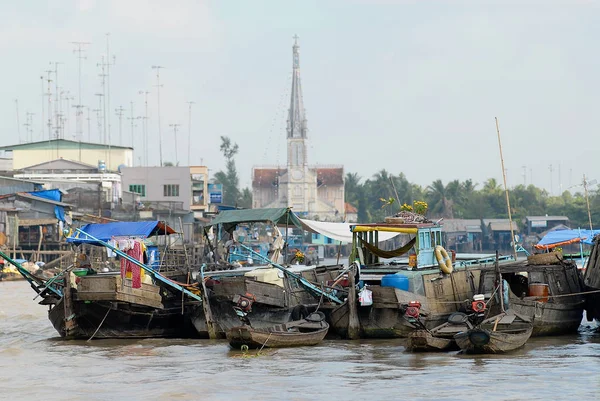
246;280;286;307
116;275;160;294
371;286;399;308
18;218;58;226
74;291;164;309
118;285;162;302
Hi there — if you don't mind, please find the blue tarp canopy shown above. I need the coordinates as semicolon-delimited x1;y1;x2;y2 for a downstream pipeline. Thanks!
535;229;600;249
27;189;62;202
67;221;176;245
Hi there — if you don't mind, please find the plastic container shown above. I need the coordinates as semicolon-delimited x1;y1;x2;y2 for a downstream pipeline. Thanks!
147;246;160;270
381;273;409;291
528;283;549;302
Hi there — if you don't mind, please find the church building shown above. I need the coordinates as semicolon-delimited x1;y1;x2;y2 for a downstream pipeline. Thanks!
252;38;344;221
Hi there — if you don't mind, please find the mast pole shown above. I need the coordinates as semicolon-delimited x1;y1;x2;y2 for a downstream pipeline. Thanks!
495;117;518;261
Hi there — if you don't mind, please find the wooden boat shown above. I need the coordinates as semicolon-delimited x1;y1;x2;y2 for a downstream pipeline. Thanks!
227;311;329;349
478;261;585;336
453;310;533;354
194;208;345;338
406;330;455;352
406;312;473;352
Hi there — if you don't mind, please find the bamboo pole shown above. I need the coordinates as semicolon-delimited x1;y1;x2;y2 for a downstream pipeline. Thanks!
495;117;518;261
583;174;594;231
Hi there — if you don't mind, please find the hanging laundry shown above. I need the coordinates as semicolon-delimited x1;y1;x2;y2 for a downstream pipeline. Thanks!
130;240;142;289
107;239;117;258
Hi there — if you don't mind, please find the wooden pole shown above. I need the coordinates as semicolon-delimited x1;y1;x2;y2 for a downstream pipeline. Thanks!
200;265;219;339
347;268;360;339
495;250;505;313
583;174;594;231
495;117;518;261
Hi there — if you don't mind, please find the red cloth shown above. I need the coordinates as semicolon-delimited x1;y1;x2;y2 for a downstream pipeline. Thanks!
130;241;142;289
120;240;143;289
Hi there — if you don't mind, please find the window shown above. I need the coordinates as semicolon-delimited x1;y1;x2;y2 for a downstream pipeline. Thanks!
163;184;180;197
129;184;146;197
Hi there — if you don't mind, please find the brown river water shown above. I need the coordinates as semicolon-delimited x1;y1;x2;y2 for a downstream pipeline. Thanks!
1;280;599;401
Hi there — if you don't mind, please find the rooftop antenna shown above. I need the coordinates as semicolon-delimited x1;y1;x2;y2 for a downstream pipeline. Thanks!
152;65;165;166
169;123;181;166
495;117;517;261
71;41;90;141
97;55;109;167
86;106;92;142
138;90;150;166
105;33;116;151
187;101;195;166
92;105;102;142
45;70;53;141
25;112;35;142
15;99;21;143
127;102;141;158
40;75;45;139
115;105;125;146
50;61;64;141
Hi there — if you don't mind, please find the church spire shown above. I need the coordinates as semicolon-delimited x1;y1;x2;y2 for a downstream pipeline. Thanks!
287;35;307;139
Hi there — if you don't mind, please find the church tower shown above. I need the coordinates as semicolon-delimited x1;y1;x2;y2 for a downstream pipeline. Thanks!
286;35;312;214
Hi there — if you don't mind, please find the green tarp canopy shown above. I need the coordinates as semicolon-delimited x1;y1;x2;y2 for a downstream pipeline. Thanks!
205;208;303;232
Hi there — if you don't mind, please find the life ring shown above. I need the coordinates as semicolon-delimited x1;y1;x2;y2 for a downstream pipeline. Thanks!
434;245;453;274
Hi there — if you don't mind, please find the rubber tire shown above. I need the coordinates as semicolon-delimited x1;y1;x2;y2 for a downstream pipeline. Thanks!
291;305;309;321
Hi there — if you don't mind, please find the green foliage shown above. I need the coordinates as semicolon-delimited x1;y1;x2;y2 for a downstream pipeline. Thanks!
343;172;597;228
214;136;252;207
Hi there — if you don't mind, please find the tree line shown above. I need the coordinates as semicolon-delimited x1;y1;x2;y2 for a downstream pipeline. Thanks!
345;170;597;229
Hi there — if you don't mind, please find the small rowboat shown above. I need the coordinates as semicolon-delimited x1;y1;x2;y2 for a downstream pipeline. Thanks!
406;312;472;352
227;311;329;349
454;310;533;354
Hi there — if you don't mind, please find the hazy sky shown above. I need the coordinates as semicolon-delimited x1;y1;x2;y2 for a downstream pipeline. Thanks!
2;0;598;195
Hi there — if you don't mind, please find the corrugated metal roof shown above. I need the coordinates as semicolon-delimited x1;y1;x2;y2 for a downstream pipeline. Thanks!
525;216;569;222
441;219;482;233
489;221;519;231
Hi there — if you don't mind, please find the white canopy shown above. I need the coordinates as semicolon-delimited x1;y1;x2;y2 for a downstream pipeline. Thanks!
298;218;401;244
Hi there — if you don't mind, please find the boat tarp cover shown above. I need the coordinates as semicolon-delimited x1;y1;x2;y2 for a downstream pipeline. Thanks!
535;229;600;249
298;219;400;243
205;208;304;232
67;221;176;245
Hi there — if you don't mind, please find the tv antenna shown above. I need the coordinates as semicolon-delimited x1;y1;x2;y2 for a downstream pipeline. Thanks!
115;105;125;146
71;41;90;141
152;65;165;166
138;90;151;166
169;123;181;166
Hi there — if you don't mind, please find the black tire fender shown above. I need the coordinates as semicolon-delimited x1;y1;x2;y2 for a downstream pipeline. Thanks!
291;304;309;321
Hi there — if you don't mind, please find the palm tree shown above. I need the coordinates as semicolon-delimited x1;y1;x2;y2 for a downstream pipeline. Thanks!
426;179;454;218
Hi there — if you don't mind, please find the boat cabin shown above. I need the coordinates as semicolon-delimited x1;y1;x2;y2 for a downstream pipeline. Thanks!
350;222;444;270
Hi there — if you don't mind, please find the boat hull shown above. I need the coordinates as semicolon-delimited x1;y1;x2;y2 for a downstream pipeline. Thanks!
406;330;456;352
454;325;533;354
227;320;329;349
48;298;201;340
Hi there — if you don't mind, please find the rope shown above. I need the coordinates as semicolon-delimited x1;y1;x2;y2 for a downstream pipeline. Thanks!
87;304;112;342
258;332;272;352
